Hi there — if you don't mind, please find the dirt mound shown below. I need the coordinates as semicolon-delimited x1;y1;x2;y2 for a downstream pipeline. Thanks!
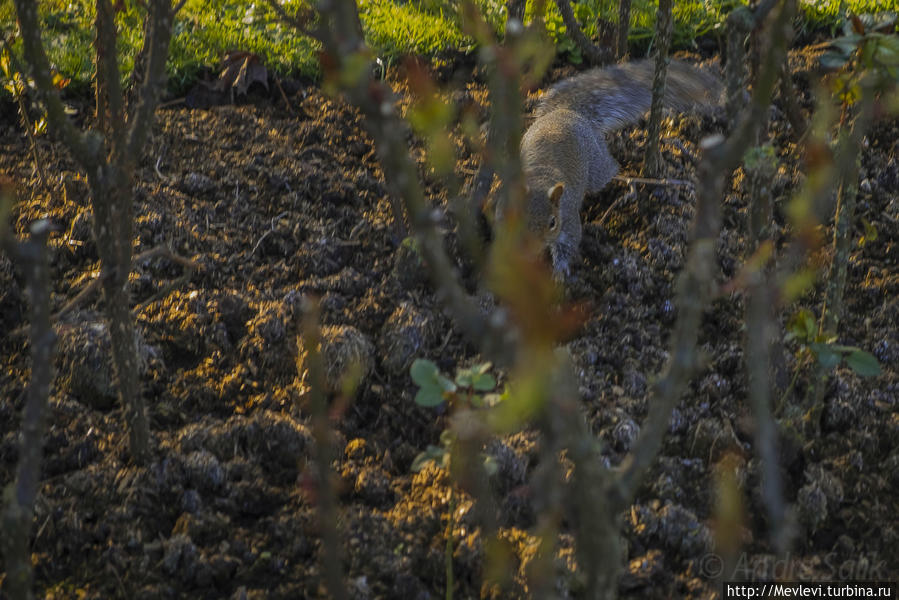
1;51;896;597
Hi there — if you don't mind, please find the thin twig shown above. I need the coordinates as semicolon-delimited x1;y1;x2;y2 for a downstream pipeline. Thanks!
275;78;294;113
158;97;186;109
261;0;322;41
552;0;613;66
252;211;289;255
155;155;169;181
132;272;193;314
598;194;627;227
8;244;198;338
1;36;48;188
298;298;349;600
612;174;693;187
612;0;795;511
0;218;55;600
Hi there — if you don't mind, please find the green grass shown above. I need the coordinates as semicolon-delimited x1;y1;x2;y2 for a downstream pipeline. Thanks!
360;0;470;58
535;0;897;62
1;0;895;97
2;0;323;96
168;0;321;93
797;0;898;33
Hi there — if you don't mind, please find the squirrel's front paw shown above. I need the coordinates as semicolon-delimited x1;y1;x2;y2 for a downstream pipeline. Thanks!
550;243;576;284
551;260;571;284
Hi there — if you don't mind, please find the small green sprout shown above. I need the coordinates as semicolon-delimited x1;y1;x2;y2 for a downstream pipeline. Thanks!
786;309;881;377
409;359;504;472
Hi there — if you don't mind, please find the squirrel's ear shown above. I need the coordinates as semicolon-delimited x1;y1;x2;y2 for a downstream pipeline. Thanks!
548;183;564;207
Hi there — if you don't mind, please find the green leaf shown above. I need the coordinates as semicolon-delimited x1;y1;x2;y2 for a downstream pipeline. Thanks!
810;343;841;370
411;359;456;395
782;269;816;303
820;51;850;70
414;386;445;407
411;445;449;472
858;218;878;247
454;369;473;388
470;372;496;391
872;32;899;66
410;358;439;386
786;309;817;343
436;373;456;393
828;344;857;354
845;350;881;377
743;144;777;169
832;33;864;55
400;236;421;254
455;362;493;389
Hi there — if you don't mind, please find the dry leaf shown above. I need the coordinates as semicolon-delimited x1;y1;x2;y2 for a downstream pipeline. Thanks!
215;51;269;96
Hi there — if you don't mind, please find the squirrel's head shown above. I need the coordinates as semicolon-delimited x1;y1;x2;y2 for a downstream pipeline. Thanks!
526;182;564;245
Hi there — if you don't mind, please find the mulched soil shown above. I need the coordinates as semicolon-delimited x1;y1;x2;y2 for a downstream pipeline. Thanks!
1;45;896;599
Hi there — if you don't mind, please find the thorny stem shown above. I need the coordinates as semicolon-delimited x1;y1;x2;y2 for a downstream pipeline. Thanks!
616;0;631;59
613;0;794;510
0;217;56;600
643;0;672;178
12;0;181;464
299;299;349;600
445;491;455;600
552;0;613;65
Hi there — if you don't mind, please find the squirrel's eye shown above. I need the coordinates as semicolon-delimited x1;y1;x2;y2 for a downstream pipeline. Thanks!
548;216;557;231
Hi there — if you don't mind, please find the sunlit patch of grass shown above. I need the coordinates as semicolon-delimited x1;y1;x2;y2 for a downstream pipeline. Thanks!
531;0;896;63
4;0;483;95
168;0;321;93
629;0;742;50
531;0;741;62
3;0;891;98
360;0;469;58
797;0;897;33
3;0;323;96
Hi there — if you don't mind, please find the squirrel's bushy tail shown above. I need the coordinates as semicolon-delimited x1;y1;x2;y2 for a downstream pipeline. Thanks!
536;59;721;133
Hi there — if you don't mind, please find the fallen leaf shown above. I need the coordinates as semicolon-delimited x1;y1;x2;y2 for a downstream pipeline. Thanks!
215;51;269;96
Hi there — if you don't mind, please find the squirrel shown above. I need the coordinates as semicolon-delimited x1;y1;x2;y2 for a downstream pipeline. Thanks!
496;59;721;278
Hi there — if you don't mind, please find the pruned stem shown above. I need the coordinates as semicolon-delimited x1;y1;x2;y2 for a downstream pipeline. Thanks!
1;218;56;600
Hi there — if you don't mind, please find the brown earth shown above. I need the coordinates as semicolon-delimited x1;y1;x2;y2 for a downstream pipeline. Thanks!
1;47;897;599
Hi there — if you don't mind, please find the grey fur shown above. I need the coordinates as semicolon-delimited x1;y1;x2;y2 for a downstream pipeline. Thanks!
501;59;721;278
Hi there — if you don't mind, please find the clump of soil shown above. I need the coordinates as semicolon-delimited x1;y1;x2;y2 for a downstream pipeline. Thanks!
1;45;896;598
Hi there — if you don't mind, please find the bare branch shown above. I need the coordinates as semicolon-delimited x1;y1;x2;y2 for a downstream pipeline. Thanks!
297;299;349;600
95;0;127;151
612;174;692;187
616;0;631;59
7;244;199;338
1;217;56;600
553;0;613;66
311;0;520;365
261;0;323;42
125;0;177;163
643;0;672;177
821;90;875;336
612;0;795;510
779;61;808;139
